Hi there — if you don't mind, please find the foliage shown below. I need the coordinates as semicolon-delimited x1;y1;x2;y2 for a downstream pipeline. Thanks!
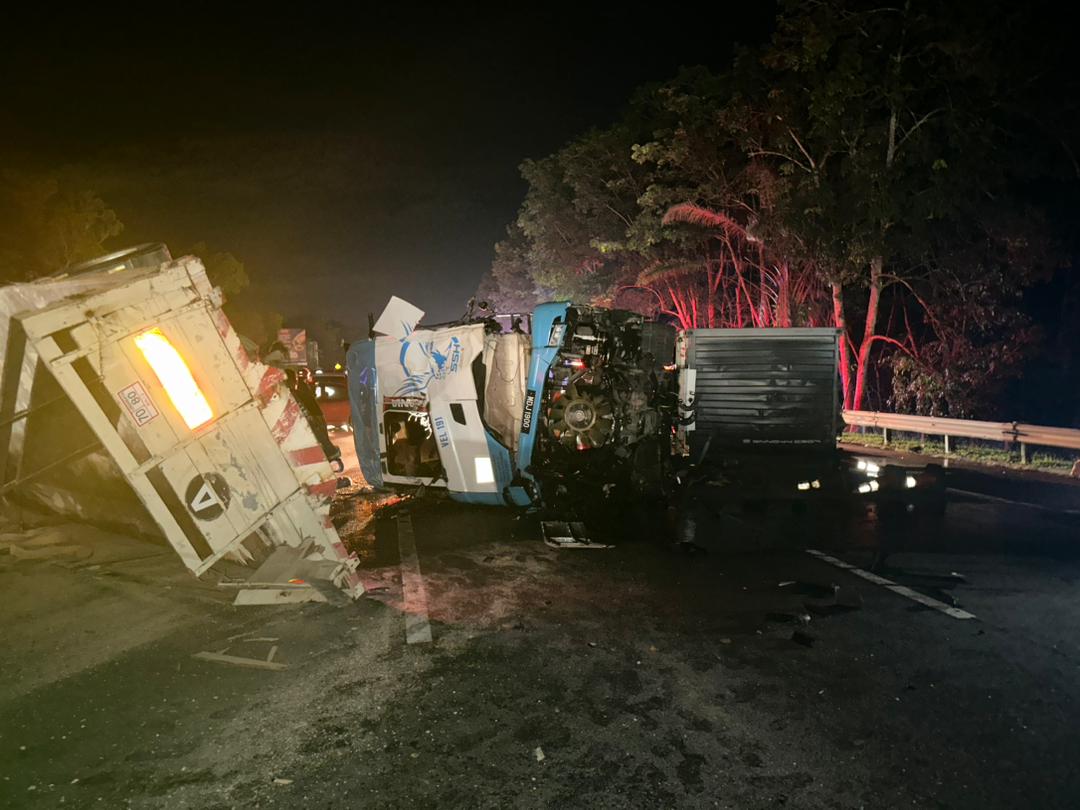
477;227;545;314
840;432;1077;474
513;123;651;303
186;241;250;298
486;0;1075;419
228;308;284;350
181;242;281;350
888;213;1055;416
0;171;123;281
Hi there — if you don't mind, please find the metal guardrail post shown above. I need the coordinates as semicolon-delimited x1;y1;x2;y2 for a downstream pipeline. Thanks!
1020;443;1028;464
944;434;951;455
882;426;889;445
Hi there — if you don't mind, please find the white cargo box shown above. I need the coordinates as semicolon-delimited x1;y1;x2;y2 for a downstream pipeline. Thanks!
0;253;362;598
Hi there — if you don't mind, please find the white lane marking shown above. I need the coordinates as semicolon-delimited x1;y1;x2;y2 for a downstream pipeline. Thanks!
397;514;433;644
807;549;976;620
947;488;1080;516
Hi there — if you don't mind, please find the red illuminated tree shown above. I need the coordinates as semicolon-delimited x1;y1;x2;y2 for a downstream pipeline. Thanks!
488;0;1074;418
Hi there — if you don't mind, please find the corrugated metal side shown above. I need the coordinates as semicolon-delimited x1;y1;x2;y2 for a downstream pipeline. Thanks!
686;328;840;448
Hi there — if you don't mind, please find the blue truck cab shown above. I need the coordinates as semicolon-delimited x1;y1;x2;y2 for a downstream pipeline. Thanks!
347;301;573;507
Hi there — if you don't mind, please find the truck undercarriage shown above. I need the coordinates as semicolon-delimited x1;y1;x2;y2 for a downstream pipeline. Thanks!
529;306;678;506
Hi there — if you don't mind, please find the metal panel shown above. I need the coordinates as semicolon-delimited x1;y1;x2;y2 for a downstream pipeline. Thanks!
12;257;363;596
345;339;383;488
685;328;840;449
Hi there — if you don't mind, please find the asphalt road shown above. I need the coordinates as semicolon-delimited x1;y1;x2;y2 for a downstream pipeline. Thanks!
839;441;1080;513
2;449;1080;809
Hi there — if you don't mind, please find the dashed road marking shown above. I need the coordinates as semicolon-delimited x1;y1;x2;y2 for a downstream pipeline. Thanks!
396;514;433;644
806;549;976;620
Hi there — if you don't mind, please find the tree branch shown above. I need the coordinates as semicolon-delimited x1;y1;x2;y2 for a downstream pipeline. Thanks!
865;333;916;357
893;107;943;156
747;149;814;175
787;128;817;172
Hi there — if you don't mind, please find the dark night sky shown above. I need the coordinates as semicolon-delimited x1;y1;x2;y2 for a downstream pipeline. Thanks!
1;5;776;338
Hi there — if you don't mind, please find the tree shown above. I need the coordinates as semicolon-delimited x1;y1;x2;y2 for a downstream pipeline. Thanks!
477;227;545;314
182;243;285;353
886;210;1055;415
732;0;1066;411
228;308;284;350
186;241;250;298
513;126;645;304
491;1;1074;418
0;171;123;281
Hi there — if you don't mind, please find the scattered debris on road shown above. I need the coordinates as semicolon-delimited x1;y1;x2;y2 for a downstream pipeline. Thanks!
541;521;611;549
791;630;815;647
805;602;860;617
779;580;839;598
3;526;94;561
192;639;287;671
766;611;812;625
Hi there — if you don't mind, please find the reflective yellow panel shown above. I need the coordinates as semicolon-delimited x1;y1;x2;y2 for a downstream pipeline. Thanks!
134;329;213;429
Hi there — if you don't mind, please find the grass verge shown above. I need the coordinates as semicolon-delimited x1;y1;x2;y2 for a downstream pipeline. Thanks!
840;431;1078;475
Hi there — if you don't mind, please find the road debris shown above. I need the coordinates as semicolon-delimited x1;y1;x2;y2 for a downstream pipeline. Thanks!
927;588;961;608
887;567;968;585
192;640;286;671
8;542;92;561
1;526;96;562
791;630;815;648
227;632;280;642
835;587;864;609
807;549;977;620
542;521;611;549
272;778;294;786
779;580;839;598
766;612;811;625
805;602;860;617
534;747;546;762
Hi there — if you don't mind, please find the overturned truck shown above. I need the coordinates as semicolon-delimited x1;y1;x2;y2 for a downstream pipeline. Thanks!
347;297;929;519
0;245;362;602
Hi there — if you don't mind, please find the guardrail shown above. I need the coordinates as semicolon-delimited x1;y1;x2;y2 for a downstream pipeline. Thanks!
842;410;1080;462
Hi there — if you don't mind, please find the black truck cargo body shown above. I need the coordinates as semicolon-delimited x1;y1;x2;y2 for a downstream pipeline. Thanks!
684;328;841;455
